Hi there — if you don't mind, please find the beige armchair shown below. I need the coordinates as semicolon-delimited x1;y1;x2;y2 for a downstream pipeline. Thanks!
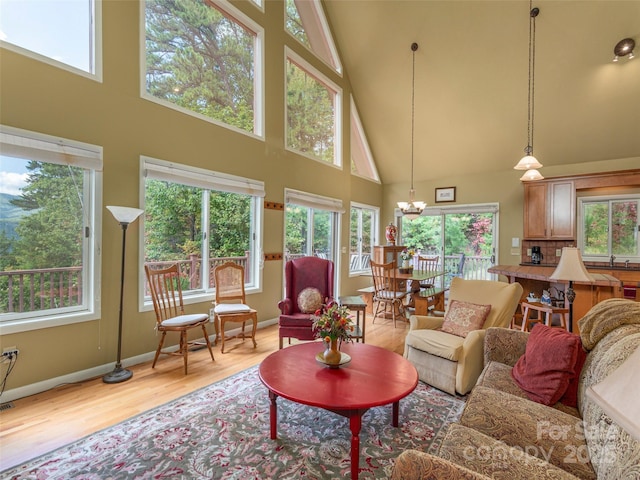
404;277;523;395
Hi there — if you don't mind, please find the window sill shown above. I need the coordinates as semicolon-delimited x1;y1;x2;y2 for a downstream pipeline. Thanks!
0;310;100;335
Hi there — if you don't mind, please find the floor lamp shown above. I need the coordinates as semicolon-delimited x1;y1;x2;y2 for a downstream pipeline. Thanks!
549;247;594;333
103;205;144;384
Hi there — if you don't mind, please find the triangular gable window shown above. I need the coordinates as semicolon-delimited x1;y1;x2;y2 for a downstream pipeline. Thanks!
285;0;342;74
350;97;380;182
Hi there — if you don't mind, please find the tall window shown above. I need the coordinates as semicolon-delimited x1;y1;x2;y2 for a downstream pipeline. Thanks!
142;158;264;304
579;195;639;261
284;189;342;270
350;97;380;182
349;203;378;274
286;49;341;166
144;0;264;136
0;126;102;333
0;0;100;79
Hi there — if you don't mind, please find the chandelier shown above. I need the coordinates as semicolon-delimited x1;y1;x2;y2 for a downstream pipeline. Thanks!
514;2;543;181
397;42;426;220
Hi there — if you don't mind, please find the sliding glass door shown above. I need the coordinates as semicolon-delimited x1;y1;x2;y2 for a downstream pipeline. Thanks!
399;204;498;286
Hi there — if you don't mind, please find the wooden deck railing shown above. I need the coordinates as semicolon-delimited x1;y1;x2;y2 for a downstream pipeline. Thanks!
1;253;250;315
2;252;494;315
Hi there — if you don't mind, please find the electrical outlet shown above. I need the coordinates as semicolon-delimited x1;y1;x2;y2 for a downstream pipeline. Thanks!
527;248;532;256
2;346;19;358
209;308;215;323
556;249;562;257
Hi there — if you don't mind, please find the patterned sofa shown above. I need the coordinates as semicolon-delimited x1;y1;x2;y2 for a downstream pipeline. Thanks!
392;298;640;480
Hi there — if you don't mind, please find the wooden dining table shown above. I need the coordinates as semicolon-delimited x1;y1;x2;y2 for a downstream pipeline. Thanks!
395;269;447;315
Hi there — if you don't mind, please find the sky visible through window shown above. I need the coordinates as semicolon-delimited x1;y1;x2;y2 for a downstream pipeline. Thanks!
0;157;28;196
0;0;93;72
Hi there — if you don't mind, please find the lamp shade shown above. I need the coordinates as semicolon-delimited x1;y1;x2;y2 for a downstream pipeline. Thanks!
549;247;595;283
519;169;544;181
514;155;543;170
587;345;640;441
107;206;144;225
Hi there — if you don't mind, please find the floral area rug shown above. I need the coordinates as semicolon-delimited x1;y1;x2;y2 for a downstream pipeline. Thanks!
2;365;465;479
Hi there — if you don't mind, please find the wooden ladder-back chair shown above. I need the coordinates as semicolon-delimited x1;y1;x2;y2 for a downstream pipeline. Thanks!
417;255;439;289
145;264;214;374
370;260;409;327
213;262;258;353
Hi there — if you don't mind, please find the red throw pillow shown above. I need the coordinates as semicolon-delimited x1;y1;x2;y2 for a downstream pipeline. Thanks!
512;324;582;406
441;300;491;338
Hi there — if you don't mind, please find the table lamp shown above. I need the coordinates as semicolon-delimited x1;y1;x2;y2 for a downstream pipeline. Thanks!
549;247;594;333
103;205;144;384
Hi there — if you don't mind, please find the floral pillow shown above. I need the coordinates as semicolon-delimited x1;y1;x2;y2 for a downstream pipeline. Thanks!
441;300;491;337
297;287;323;314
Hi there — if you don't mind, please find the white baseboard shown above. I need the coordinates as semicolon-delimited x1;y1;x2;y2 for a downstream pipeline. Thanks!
0;317;279;403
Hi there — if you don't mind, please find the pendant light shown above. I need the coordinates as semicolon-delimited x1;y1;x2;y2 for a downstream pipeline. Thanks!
397;42;427;220
514;2;543;181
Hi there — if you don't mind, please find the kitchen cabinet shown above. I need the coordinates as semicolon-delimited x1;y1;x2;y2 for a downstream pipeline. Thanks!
523;180;575;239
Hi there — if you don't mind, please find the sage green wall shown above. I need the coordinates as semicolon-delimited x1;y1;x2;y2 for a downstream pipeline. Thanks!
0;0;381;391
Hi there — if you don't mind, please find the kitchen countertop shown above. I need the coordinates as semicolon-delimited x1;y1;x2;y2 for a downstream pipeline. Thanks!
490;265;621;287
520;262;640;272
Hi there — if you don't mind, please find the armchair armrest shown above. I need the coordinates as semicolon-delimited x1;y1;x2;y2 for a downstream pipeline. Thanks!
483;327;529;367
278;298;293;315
409;314;445;331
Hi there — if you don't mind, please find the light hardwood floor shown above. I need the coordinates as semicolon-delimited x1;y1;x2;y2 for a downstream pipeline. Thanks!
0;315;410;470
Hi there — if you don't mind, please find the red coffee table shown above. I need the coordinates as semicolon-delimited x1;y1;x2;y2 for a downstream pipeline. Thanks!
258;342;418;479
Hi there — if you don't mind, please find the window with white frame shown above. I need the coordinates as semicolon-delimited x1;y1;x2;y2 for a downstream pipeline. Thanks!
0;126;102;333
284;189;342;271
144;0;264;136
349;203;378;274
286;49;341;166
0;0;101;79
350;97;380;182
284;0;341;74
141;158;264;305
578;195;640;262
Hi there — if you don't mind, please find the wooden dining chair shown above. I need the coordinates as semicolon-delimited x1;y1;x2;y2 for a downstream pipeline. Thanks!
370;260;409;327
416;255;439;289
145;264;215;374
213;262;258;353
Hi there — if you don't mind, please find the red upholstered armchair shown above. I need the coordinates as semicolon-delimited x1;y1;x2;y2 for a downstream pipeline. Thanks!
278;256;335;349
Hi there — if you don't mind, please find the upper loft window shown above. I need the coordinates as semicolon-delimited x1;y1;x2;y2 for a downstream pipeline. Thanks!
0;0;101;80
350;97;380;182
143;0;264;137
284;0;341;74
286;49;341;167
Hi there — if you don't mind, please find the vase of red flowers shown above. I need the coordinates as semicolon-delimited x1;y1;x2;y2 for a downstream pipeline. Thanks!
312;301;354;367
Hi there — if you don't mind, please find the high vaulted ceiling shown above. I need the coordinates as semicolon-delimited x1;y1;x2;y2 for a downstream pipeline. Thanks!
323;1;640;185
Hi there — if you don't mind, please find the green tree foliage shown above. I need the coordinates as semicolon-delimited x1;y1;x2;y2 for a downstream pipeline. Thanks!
144;180;202;261
145;0;255;132
402;213;493;257
209;192;250;257
285;205;308;255
612;201;637;255
10;161;83;269
144;181;251;261
286;60;335;163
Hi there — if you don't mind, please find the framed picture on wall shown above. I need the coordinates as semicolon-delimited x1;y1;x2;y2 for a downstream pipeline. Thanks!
435;187;456;203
